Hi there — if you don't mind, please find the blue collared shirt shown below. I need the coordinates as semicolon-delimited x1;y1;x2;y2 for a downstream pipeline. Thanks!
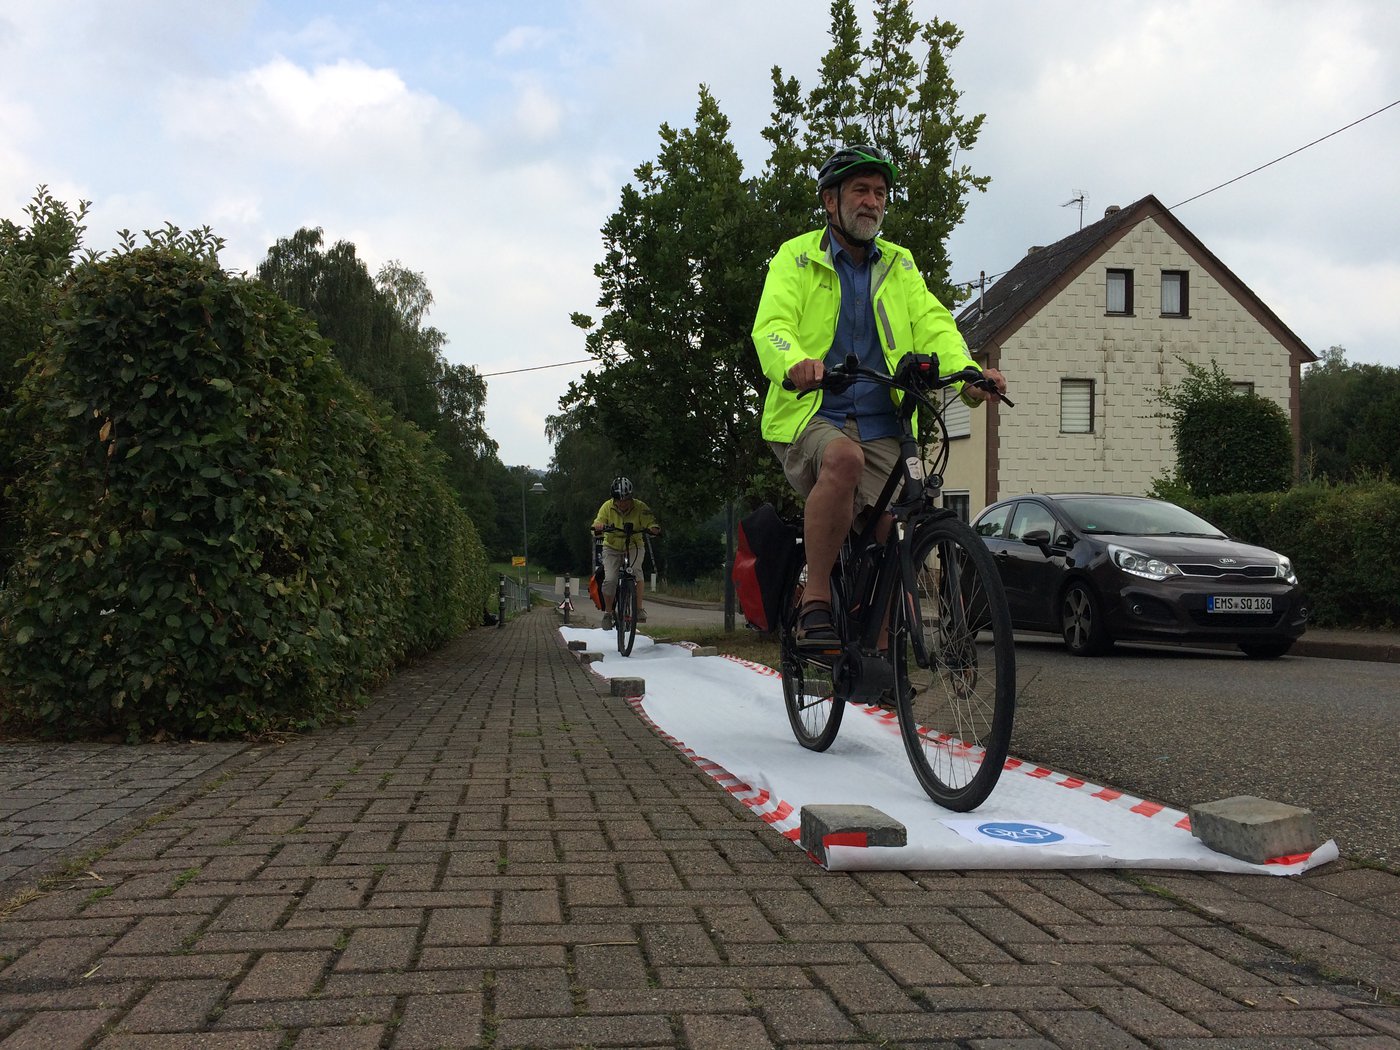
816;240;897;440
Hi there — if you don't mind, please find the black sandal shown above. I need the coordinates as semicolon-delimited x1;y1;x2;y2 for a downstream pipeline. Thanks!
795;600;837;644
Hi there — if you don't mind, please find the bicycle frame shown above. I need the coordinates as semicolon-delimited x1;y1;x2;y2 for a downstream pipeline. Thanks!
837;377;955;673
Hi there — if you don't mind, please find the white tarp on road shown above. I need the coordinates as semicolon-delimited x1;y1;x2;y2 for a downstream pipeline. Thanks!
562;628;1337;874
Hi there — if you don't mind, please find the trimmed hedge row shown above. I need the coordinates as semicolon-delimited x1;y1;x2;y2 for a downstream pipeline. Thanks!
1181;481;1400;629
0;248;492;740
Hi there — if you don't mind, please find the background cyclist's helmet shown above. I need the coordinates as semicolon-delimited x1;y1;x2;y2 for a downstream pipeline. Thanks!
611;476;634;500
816;144;897;193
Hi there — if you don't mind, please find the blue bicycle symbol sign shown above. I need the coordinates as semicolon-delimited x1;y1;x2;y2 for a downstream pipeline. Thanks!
976;821;1065;845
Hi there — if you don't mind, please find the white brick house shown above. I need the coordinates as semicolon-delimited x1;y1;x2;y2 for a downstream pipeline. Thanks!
941;194;1315;518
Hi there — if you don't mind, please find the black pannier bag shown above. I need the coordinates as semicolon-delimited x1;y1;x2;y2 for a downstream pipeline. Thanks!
732;504;800;633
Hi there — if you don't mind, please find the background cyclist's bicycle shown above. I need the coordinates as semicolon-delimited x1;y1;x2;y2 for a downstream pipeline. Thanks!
594;524;651;657
777;354;1017;812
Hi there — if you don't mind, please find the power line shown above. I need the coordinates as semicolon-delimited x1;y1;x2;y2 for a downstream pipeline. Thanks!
954;98;1400;292
479;358;592;379
1169;98;1399;210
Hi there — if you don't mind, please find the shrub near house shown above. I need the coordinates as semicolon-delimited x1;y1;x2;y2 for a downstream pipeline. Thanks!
0;247;491;741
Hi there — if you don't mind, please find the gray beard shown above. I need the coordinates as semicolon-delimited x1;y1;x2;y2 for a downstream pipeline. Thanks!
841;206;881;243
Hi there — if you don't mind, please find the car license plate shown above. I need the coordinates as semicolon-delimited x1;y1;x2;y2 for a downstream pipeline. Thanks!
1208;596;1272;613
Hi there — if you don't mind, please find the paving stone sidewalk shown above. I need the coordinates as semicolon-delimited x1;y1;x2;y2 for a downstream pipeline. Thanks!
0;608;1397;1049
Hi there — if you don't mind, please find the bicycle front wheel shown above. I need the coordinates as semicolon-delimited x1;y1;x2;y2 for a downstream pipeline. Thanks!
616;575;638;656
778;558;844;751
892;516;1015;811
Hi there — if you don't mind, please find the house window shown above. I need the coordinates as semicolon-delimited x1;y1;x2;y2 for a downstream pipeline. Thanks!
1061;378;1094;433
942;389;971;438
942;492;971;523
1232;380;1255;396
1161;270;1189;317
1106;269;1133;315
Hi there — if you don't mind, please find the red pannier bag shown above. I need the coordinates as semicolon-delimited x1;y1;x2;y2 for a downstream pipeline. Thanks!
731;503;800;633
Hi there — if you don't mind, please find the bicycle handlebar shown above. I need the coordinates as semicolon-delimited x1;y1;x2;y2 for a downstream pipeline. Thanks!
780;353;1014;409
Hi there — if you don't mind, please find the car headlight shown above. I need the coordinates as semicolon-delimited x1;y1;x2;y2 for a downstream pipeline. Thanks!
1109;544;1182;581
1278;556;1297;584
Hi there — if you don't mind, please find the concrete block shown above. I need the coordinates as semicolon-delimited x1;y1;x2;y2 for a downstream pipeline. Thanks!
566;640;586;651
578;651;604;665
1189;795;1322;864
610;676;645;697
800;804;907;867
689;646;719;657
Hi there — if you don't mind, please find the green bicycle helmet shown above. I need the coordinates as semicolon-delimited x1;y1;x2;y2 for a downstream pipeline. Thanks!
816;144;897;193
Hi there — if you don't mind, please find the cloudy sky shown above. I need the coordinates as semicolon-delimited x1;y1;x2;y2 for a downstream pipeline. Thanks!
3;1;1397;469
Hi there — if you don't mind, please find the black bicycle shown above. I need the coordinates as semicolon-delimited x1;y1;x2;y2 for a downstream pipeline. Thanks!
595;524;651;657
777;354;1017;812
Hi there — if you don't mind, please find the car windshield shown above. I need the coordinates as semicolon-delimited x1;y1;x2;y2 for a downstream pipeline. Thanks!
1056;497;1225;538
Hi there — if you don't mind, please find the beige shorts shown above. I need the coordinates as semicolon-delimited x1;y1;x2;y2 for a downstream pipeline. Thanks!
768;418;901;515
601;543;645;595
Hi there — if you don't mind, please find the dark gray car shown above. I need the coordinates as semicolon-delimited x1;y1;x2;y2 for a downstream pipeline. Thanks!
972;493;1309;658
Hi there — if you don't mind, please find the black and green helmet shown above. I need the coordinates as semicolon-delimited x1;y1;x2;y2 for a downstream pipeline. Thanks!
816;144;897;192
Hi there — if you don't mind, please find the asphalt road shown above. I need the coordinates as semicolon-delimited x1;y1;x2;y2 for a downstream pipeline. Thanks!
554;590;1400;868
1008;638;1400;868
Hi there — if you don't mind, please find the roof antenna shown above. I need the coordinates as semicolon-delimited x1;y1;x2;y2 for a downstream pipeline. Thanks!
1061;191;1086;230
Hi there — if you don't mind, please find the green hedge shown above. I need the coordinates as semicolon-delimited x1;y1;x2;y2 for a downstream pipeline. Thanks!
0;248;492;740
1181;481;1400;629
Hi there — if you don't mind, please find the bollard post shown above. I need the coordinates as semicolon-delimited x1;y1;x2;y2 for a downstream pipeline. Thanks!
497;573;506;628
563;574;571;625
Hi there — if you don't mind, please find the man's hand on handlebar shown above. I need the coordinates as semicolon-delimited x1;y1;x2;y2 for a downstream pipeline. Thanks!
962;366;1008;404
785;358;825;392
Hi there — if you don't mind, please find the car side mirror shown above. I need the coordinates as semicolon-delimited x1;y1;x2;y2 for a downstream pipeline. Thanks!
1021;529;1052;553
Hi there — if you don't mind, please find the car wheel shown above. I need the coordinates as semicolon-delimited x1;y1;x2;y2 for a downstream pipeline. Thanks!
1238;639;1293;659
1060;580;1112;656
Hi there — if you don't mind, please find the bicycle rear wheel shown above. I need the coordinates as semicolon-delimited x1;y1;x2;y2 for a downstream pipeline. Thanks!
616;575;638;656
778;559;844;751
891;516;1015;811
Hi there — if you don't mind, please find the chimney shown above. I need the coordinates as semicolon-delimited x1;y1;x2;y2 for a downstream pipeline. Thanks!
1026;245;1045;256
1104;205;1121;217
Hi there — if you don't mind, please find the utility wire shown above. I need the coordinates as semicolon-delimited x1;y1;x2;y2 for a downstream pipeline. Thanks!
954;98;1400;292
479;358;592;379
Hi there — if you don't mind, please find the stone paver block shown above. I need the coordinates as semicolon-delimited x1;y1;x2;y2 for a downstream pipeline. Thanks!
566;640;586;651
1189;795;1323;864
610;676;645;697
689;646;718;657
578;650;604;664
799;804;906;866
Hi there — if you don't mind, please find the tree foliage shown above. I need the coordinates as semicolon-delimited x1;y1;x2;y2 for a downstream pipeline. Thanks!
0;188;92;575
1300;345;1400;482
1154;358;1294;497
1;242;490;740
256;228;505;549
562;0;988;533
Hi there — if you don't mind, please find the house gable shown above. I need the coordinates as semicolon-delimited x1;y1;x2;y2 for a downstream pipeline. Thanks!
948;195;1315;511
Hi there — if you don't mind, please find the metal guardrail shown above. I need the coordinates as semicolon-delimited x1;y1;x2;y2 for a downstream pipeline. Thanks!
497;574;532;626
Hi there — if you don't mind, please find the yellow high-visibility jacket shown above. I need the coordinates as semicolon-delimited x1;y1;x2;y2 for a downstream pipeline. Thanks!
752;227;980;443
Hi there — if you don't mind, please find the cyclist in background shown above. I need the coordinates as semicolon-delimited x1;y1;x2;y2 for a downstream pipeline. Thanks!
592;477;662;630
752;143;1007;647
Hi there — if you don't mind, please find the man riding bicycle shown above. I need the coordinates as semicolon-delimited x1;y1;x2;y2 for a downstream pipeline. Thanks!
752;143;1008;647
592;477;661;629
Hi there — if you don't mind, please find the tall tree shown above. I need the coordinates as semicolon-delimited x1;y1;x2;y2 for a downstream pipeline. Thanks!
1300;346;1400;482
0;188;90;573
255;229;505;547
565;87;773;522
563;0;988;529
801;0;989;303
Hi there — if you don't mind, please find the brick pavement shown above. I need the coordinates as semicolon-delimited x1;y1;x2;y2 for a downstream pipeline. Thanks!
0;607;1397;1048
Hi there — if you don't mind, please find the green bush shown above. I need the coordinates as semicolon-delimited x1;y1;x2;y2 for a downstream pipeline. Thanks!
0;247;491;740
1157;358;1293;496
1181;480;1400;628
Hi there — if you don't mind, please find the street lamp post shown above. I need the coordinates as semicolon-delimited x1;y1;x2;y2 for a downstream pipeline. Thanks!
522;480;546;591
